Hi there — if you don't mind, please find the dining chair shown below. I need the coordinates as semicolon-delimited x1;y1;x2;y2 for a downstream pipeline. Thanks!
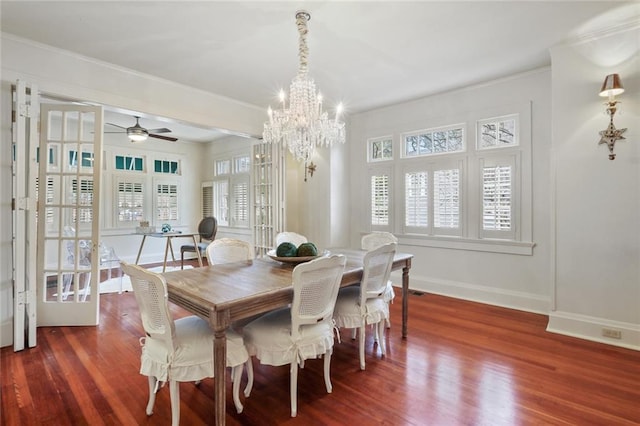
333;242;396;370
275;231;307;248
205;237;256;390
243;255;346;417
206;238;254;265
361;231;398;330
180;216;217;269
120;262;251;426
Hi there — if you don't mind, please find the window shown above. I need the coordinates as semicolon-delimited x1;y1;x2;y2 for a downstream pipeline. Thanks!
368;136;393;162
202;183;213;219
365;102;532;254
370;171;390;227
433;168;460;232
478;115;518;149
70;178;94;224
212;154;251;228
154;159;180;174
115;155;144;172
213;180;229;225
155;181;179;222
403;124;464;158
216;159;230;176
404;171;428;231
479;155;517;240
69;149;94;168
115;178;144;225
402;161;463;236
234;156;251;173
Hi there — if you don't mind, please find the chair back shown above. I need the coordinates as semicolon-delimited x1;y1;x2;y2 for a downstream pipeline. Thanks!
206;238;254;265
361;231;398;251
290;255;346;341
276;231;307;248
360;243;396;307
120;262;176;352
198;217;218;242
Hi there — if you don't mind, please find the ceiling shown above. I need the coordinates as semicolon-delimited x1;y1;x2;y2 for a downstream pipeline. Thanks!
1;1;630;143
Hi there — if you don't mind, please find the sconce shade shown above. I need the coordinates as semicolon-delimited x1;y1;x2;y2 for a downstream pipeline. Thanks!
599;74;624;97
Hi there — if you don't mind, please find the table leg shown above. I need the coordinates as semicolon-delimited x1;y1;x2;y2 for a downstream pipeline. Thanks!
211;308;230;426
168;238;176;263
402;259;411;339
192;235;204;267
135;235;146;265
162;238;171;273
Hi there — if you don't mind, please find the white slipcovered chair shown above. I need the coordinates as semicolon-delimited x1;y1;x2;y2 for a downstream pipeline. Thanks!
275;231;308;248
243;255;346;417
206;238;254;265
120;262;251;426
333;242;396;370
361;231;398;329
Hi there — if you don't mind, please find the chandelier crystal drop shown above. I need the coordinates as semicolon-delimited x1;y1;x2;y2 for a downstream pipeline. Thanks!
263;10;345;163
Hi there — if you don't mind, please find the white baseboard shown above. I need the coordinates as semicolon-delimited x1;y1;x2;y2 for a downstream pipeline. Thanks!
393;271;550;314
548;311;640;351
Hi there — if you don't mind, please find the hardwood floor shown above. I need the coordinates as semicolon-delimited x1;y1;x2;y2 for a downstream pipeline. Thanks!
2;266;639;425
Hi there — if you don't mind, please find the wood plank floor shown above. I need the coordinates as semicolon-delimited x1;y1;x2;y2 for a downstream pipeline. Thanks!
2;268;639;425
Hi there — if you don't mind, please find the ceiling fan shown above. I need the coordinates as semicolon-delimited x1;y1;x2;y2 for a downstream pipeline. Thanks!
105;116;178;142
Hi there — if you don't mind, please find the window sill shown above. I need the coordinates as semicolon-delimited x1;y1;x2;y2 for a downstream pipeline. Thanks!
397;234;535;255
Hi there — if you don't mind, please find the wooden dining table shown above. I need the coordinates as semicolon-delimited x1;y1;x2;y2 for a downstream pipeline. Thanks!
161;248;413;425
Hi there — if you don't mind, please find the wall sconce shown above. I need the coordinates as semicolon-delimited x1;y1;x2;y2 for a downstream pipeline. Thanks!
304;161;316;182
598;73;627;160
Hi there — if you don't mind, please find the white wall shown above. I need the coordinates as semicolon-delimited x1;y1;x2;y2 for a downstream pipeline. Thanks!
347;69;553;315
548;22;639;349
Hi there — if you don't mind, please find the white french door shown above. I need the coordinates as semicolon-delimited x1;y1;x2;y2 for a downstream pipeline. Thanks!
35;103;103;326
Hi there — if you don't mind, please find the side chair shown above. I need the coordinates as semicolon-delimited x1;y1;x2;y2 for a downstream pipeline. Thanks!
120;262;251;426
243;255;346;417
206;238;254;265
333;243;396;370
180;216;217;269
361;231;398;330
275;231;307;248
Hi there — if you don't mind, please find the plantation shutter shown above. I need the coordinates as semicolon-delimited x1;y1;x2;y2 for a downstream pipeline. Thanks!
117;180;144;223
71;178;94;224
371;174;389;226
213;180;229;226
483;165;512;231
405;171;428;229
231;179;248;227
433;168;460;230
202;183;213;219
156;182;178;222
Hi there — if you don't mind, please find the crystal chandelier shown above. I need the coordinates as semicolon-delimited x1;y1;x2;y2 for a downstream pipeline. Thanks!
263;10;345;166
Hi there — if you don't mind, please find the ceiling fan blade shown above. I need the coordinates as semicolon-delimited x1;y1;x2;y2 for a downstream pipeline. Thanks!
104;131;126;134
105;122;127;130
146;127;172;134
150;133;178;142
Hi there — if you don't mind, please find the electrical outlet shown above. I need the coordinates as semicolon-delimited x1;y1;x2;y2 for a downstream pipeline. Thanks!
601;328;622;339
